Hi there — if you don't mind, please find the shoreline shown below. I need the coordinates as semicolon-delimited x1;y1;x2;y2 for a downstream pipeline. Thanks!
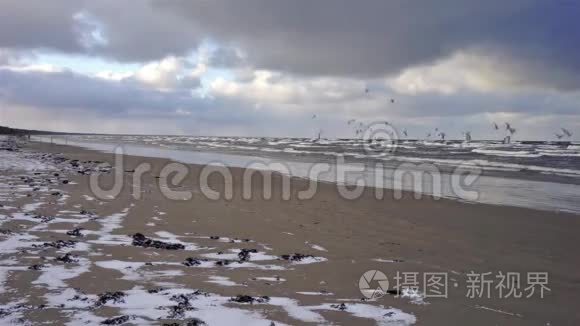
30;136;580;214
0;138;579;325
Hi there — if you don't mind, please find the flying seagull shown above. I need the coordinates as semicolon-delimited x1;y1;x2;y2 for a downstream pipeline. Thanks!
505;122;511;130
561;128;573;137
505;122;516;135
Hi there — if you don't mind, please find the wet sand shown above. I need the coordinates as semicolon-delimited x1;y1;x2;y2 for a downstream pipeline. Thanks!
1;139;579;325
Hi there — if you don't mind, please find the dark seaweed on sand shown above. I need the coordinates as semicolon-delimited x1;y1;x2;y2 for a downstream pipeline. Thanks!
167;293;205;319
55;253;78;263
101;315;132;325
182;257;208;266
229;295;270;304
330;303;348;311
96;291;126;306
279;253;314;262
163;318;206;326
28;264;45;270
34;239;77;249
131;233;185;250
32;214;55;223
66;228;84;237
237;248;258;262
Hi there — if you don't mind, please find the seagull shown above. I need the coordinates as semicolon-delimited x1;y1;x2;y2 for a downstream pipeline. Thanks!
555;133;564;140
561;128;573;137
402;129;408;137
493;122;499;130
504;122;516;135
390;98;395;104
505;122;512;131
312;114;317;119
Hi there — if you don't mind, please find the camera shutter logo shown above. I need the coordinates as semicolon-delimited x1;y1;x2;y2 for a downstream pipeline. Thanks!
359;270;389;299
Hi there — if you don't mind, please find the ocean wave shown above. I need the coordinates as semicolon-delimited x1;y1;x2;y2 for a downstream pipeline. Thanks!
260;148;283;152
472;148;543;158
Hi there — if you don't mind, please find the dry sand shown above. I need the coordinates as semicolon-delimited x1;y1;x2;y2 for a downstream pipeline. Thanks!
0;139;579;325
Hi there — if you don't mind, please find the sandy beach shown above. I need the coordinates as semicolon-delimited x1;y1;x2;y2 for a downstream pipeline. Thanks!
0;138;579;325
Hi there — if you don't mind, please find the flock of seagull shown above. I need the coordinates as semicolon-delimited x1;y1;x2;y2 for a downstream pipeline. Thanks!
309;88;574;143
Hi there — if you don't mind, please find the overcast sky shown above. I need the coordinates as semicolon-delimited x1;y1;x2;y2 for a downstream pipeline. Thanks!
0;0;578;140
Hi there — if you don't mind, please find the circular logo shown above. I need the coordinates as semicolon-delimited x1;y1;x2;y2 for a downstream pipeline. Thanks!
359;270;389;299
361;122;400;156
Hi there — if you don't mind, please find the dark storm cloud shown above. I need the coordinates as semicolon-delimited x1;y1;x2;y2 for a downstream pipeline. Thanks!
1;0;579;91
0;0;203;61
0;0;83;52
160;0;580;84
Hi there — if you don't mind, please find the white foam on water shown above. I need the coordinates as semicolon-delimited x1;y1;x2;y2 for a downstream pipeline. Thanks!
472;148;543;158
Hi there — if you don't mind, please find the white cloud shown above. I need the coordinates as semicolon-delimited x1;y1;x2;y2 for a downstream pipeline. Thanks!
210;69;367;107
387;51;518;95
0;63;63;73
94;55;204;91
